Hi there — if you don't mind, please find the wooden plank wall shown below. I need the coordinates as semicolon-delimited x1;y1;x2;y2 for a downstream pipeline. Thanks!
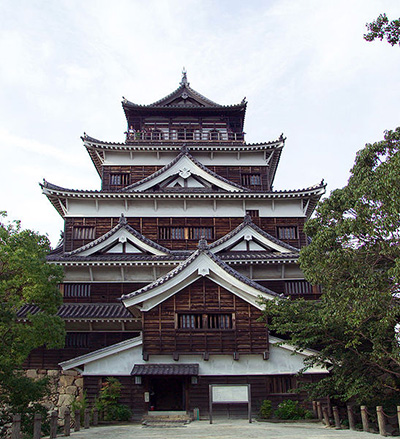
65;216;306;252
101;165;271;191
143;278;268;356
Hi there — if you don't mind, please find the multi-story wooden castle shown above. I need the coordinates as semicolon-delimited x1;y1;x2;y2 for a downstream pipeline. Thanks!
27;71;326;418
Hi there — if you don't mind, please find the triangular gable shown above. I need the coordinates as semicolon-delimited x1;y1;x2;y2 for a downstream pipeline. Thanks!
66;216;170;257
121;149;249;193
122;242;279;312
209;215;300;255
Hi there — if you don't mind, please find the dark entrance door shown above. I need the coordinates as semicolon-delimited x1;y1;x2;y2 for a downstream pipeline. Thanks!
149;376;185;411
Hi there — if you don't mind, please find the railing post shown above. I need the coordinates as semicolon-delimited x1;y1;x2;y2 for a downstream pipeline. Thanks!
332;406;341;429
49;410;58;439
361;406;369;432
64;408;70;436
33;413;42;439
377;406;387;437
74;410;81;432
317;401;323;421
92;408;99;426
11;414;21;439
322;406;330;426
397;406;400;434
84;408;90;429
347;405;356;431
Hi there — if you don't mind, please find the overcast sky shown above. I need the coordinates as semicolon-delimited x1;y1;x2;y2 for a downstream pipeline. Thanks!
1;0;400;245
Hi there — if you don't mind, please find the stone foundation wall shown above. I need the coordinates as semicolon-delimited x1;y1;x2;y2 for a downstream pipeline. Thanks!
25;368;84;414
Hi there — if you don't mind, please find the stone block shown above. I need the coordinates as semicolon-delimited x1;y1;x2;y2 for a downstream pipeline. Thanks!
65;386;77;395
58;394;74;407
26;369;38;379
74;378;84;388
59;375;75;387
62;370;78;376
47;369;60;377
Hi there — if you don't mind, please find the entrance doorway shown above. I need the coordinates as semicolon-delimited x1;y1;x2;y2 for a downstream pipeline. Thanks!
149;377;185;411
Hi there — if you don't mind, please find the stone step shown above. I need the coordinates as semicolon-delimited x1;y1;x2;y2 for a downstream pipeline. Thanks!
142;412;191;427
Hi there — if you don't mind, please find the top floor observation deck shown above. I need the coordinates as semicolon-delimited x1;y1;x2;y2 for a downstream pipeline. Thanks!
125;127;245;143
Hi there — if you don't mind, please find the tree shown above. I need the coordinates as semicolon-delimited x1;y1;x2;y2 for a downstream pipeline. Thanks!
364;13;400;46
262;128;400;404
0;213;65;434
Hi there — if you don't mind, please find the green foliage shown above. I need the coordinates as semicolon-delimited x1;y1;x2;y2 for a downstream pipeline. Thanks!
94;377;132;422
261;129;400;404
274;400;311;420
0;212;65;434
258;399;273;419
364;13;400;46
70;392;88;423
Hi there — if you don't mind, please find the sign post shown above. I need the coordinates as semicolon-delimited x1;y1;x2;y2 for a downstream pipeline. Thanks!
209;384;251;424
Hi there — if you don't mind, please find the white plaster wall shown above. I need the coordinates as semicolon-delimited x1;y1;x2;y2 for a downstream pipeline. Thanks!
65;198;305;218
82;343;325;376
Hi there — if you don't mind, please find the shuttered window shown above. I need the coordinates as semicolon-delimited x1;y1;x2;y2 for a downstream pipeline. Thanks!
277;226;298;240
110;174;130;186
159;226;214;240
177;313;233;330
63;284;91;298
73;227;95;240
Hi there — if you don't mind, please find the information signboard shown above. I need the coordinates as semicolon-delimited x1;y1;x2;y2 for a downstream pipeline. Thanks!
209;384;251;424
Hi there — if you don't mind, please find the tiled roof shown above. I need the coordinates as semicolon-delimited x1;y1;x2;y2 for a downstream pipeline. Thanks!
17;303;133;320
64;215;171;257
131;363;199;376
209;214;300;252
120;146;250;193
121;242;279;301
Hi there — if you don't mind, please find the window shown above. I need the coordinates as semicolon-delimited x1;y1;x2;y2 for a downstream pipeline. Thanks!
110;174;130;186
268;376;295;394
63;284;91;298
65;333;90;348
209;129;219;141
158;226;214;240
246;210;259;218
73;227;95;240
179;314;203;329
285;281;320;295
277;226;298;240
241;174;261;186
177;313;233;330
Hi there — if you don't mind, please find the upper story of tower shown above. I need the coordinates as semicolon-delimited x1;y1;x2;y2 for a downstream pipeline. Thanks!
122;69;247;143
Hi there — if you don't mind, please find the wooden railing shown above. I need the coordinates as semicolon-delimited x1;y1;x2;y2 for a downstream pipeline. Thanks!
125;129;245;142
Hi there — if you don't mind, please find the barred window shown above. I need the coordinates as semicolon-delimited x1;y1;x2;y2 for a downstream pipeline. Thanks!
285;281;320;295
268;376;295;394
65;333;90;348
63;284;91;298
277;226;298;240
177;313;233;330
179;314;203;329
241;174;261;186
73;227;95;240
246;210;259;218
159;226;214;240
110;173;130;186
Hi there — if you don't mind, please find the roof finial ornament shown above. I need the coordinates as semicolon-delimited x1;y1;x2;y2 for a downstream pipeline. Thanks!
244;213;252;224
119;213;127;225
180;67;189;86
198;236;209;251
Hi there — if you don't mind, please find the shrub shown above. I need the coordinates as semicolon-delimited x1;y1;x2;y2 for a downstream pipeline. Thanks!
274;399;310;420
258;399;273;419
94;377;132;422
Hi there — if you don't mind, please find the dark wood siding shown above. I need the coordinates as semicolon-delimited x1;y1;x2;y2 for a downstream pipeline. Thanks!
64;217;306;252
142;278;268;356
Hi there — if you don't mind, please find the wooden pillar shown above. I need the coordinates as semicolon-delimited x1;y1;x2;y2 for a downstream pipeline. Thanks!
347;405;356;431
84;408;90;429
377;406;387;437
332;406;341;429
64;408;70;436
74;410;81;432
49;410;58;439
33;413;42;439
397;406;400;434
317;401;323;421
361;406;369;432
92;408;98;426
322;406;330;426
312;401;318;418
11;414;21;439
